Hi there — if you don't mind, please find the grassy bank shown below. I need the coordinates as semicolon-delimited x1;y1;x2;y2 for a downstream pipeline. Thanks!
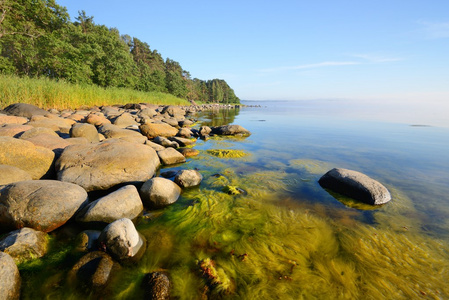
0;74;189;110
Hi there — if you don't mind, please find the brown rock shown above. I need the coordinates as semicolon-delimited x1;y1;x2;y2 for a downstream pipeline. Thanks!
0;165;32;185
140;123;178;139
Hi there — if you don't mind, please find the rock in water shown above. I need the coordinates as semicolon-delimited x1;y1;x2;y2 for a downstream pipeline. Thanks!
318;168;391;205
0;252;21;300
174;170;203;188
0;180;88;233
157;147;186;165
211;125;251;136
97;218;146;262
76;185;143;224
0;227;49;263
140;177;181;209
143;272;170;300
56;139;160;192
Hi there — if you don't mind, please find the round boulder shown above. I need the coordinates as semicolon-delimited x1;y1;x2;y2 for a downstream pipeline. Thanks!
140;123;178;139
0;180;88;233
174;170;203;188
0;165;32;185
70;123;99;143
0;252;21;300
0;227;49;263
56;139;160;192
3;102;47;118
318;168;391;205
140;177;181;209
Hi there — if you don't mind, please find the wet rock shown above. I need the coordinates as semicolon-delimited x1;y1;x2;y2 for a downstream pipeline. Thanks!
76;185;143;225
70;123;99;143
68;251;118;291
74;230;101;253
0;252;21;300
56;139;160;192
140;177;181;209
0;180;88;233
3;102;47;118
98;218;146;262
0;136;55;179
154;136;179;148
98;124;147;144
318;168;391;205
0;115;28;125
199;126;211;137
160;170;178;179
0;227;49;263
0;165;32;185
177;148;199;158
143;272;170;300
174;170;203;188
157;147;186;165
211;125;251;136
140;123;178;139
0;124;33;137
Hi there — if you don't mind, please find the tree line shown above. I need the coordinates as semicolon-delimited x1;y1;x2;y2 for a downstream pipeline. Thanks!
0;0;239;104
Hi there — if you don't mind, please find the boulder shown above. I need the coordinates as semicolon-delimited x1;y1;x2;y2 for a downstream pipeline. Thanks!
3;102;47;118
157;147;186;165
140;177;181;209
174;170;203;188
0;136;55;179
0;115;28;125
211;125;251;136
56;139;160;192
26;115;74;133
0;124;33;137
101;106;121;118
0;227;49;263
161;117;179;127
318;168;391;205
0;180;88;233
160;105;185;117
98;124;147;144
22;133;72;156
178;148;199;158
145;140;166;152
143;272;170;300
199;126;212;137
76;185;143;225
70;123;99;143
178;119;193;127
85;113;111;126
138;107;158;118
0;165;32;185
18;127;59;139
177;127;193;138
0;252;21;300
140;123;178;139
112;113;139;128
154;136;179;148
169;136;196;147
68;251;118;291
97;218;146;262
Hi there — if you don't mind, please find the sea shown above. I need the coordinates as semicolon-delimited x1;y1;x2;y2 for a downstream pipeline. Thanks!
22;99;449;299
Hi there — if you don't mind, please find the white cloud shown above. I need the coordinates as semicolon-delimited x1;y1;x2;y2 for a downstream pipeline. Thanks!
351;53;404;63
418;21;449;39
259;61;359;73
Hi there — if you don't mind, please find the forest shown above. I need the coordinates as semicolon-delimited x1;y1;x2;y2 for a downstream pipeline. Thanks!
0;0;240;104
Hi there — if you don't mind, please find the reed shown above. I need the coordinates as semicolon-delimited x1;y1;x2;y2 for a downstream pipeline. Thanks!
0;74;189;110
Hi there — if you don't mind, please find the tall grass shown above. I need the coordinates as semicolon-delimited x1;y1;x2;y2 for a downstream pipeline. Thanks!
0;74;189;110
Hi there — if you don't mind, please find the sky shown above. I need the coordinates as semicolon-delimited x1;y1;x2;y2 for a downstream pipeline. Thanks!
58;0;449;104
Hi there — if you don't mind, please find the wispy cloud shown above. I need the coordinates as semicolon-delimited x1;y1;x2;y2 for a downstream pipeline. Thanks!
351;54;404;63
259;61;359;73
418;21;449;39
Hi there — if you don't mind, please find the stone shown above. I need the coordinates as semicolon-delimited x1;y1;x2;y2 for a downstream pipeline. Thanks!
0;227;49;263
211;125;251;136
178;148;199;158
178;119;193;127
0;252;21;300
56;139;160;192
0;165;32;185
160;105;185;117
0;115;28;125
138;107;158;118
101;106;121;118
3;102;47;118
161;117;179;127
22;133;72;156
174;170;203;188
157;147;186;165
140;123;178;139
85;113;111;126
143;272;170;300
74;230;101;253
0;180;88;233
169;136;196;147
68;251;117;291
177;127;193;138
112;113;139;128
18;127;59;139
318;168;391;205
154;136;179;148
145;140;166;151
70;123;99;143
26;115;74;133
140;177;181;209
76;185;143;225
0;124;33;137
98;124;147;144
0;136;55;179
97;218;146;262
199;126;212;137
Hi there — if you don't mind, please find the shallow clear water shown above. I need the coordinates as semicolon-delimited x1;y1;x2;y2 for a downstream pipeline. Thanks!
19;100;449;299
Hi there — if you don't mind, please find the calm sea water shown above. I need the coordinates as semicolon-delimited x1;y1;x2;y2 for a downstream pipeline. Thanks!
21;100;449;299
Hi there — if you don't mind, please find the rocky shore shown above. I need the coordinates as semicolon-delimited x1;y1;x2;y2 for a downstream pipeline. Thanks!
0;102;390;299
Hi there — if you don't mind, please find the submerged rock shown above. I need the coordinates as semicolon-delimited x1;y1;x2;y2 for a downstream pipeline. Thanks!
318;168;391;205
143;272;170;300
0;227;49;263
211;125;251;136
0;252;21;300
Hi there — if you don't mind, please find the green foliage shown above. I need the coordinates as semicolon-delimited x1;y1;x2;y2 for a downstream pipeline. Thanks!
0;0;239;102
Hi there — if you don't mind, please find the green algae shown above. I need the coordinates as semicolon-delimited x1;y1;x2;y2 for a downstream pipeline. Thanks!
207;149;249;159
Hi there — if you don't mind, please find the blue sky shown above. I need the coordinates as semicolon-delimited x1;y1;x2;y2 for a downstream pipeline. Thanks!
59;0;449;103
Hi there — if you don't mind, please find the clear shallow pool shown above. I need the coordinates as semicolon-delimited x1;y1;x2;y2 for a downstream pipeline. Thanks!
19;100;449;299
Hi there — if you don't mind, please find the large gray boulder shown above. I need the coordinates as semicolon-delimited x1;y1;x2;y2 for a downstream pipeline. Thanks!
174;170;203;188
318;168;391;205
0;252;21;300
140;177;181;209
211;125;251;136
97;218;146;262
70;123;99;143
0;136;55;179
76;185;143;224
3;102;47;118
0;180;88;233
0;165;32;185
0;227;49;263
56;139;160;192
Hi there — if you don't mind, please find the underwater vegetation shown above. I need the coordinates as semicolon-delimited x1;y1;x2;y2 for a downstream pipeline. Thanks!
206;149;249;159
